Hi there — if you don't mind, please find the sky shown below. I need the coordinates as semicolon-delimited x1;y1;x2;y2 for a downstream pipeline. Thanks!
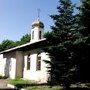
0;0;80;42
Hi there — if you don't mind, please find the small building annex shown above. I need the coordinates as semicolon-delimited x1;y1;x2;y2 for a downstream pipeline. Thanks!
0;19;50;83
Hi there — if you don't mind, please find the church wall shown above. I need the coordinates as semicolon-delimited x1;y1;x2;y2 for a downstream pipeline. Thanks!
9;57;16;79
4;52;16;78
0;52;16;79
0;54;6;76
16;51;24;78
23;49;50;83
23;51;37;80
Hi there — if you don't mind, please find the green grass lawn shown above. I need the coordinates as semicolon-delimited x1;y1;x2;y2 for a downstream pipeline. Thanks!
8;78;33;88
8;79;62;90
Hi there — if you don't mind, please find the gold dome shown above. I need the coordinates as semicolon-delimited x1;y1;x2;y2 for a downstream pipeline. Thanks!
32;19;44;28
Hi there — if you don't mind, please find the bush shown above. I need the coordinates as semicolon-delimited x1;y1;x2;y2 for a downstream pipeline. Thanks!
0;75;7;79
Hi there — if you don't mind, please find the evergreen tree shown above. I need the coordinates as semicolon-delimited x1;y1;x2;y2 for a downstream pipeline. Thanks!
79;0;90;37
73;0;90;82
44;0;77;89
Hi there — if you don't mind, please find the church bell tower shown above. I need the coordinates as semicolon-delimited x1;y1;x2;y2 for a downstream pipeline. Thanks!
30;19;44;43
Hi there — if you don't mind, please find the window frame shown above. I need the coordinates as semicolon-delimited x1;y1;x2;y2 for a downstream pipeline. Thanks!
32;31;34;39
27;54;31;70
39;31;42;39
36;53;41;71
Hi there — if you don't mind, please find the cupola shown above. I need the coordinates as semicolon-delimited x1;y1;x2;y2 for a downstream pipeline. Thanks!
32;19;44;29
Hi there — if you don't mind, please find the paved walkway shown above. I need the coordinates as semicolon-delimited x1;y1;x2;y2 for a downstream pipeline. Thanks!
0;79;16;90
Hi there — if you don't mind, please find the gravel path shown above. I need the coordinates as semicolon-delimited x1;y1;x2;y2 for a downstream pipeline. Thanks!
0;79;16;90
0;79;8;88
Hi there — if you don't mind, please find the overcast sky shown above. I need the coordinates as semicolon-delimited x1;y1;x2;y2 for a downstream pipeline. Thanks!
0;0;80;42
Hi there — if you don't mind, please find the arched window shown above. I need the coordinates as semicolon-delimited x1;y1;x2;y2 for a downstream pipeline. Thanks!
27;54;30;70
32;31;34;39
39;31;41;39
36;53;41;71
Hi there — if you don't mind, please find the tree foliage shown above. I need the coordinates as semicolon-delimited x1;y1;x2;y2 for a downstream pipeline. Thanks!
15;34;31;46
79;0;90;37
73;0;90;82
44;0;90;89
44;0;77;89
0;34;31;51
0;39;16;51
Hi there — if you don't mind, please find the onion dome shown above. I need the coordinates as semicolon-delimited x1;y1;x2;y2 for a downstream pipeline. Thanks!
32;19;44;29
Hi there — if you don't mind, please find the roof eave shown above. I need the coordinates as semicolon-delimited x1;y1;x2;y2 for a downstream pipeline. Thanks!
0;38;46;54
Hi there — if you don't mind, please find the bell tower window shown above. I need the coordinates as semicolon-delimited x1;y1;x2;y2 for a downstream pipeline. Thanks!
39;31;41;39
32;31;34;39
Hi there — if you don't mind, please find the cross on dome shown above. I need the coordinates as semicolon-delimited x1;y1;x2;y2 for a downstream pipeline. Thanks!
37;9;41;20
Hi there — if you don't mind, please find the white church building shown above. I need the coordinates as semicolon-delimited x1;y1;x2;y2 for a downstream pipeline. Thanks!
0;19;50;83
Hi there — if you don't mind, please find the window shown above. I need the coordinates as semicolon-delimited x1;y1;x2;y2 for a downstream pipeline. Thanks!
39;31;41;39
32;31;34;39
27;54;30;70
36;53;41;71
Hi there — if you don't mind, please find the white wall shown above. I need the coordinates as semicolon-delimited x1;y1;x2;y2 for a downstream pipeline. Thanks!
0;54;6;76
9;58;16;79
0;48;50;83
23;50;50;83
0;52;16;79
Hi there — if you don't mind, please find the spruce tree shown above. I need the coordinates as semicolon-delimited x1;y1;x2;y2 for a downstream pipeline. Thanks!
79;0;90;37
44;0;77;89
73;0;90;82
